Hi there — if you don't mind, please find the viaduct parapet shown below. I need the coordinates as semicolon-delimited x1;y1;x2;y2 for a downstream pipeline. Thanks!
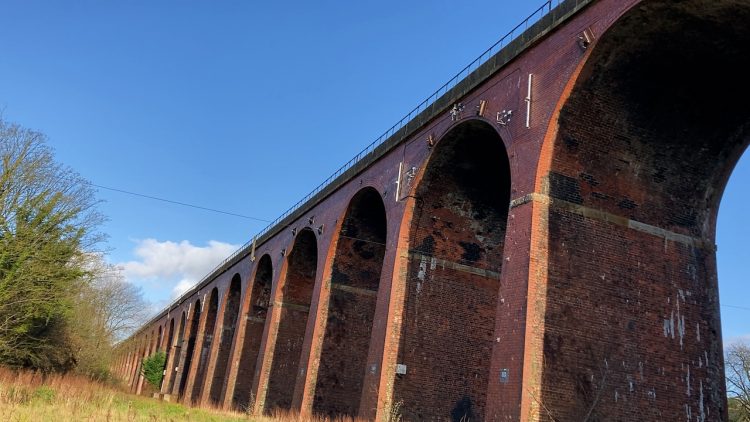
113;0;750;420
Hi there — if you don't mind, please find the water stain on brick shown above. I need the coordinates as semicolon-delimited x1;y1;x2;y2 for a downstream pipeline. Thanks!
618;198;637;210
549;172;584;205
459;241;483;262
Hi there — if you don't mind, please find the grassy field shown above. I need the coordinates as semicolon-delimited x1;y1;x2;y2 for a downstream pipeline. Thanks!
0;367;365;422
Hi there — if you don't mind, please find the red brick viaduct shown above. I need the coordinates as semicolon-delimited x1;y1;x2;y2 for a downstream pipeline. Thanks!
112;0;750;420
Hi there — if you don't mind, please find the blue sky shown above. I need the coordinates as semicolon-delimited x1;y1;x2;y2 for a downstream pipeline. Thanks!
0;1;746;343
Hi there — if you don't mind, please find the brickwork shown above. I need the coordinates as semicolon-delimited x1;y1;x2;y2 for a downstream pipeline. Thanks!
161;319;175;392
265;230;318;413
209;276;241;404
393;121;510;421
112;1;750;420
178;301;201;399
192;289;219;403
537;1;750;420
232;255;273;409
312;188;387;418
163;313;186;396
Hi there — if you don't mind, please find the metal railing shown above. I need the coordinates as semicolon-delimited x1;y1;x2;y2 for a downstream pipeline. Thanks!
156;0;566;325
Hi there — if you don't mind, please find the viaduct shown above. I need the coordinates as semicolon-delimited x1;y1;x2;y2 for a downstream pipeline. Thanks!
112;0;750;420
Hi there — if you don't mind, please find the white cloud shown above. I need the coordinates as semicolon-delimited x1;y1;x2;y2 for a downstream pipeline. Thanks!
118;238;239;298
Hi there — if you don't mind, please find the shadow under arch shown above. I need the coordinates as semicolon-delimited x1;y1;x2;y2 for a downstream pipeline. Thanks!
233;254;273;410
192;287;219;403
161;318;175;391
178;299;202;400
167;311;186;395
265;228;318;414
536;1;750;420
313;186;388;418
209;274;242;404
394;119;511;421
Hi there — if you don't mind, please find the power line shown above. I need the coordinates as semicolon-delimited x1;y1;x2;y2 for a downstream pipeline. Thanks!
88;183;272;223
722;304;750;312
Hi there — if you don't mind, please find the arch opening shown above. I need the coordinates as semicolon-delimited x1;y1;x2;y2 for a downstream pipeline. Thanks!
233;254;273;410
161;318;175;391
209;275;242;404
265;229;318;413
313;187;388;418
168;312;187;395
540;1;750;420
178;300;201;399
192;287;219;403
394;120;511;421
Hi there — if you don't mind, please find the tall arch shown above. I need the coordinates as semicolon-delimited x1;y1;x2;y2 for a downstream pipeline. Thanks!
192;287;219;403
178;300;202;399
534;1;750;420
161;318;175;391
233;254;273;410
265;229;318;413
313;187;387;417
168;312;187;395
394;120;511;420
209;275;242;404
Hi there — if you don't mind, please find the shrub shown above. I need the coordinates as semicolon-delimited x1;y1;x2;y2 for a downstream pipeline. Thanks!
140;351;166;389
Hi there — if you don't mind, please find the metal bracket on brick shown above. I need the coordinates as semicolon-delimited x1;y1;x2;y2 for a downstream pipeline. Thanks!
497;109;513;126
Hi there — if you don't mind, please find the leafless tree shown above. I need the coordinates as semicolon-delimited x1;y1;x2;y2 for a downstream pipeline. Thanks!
727;341;750;421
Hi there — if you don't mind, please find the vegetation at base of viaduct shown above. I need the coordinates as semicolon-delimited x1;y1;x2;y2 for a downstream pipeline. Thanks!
0;117;148;379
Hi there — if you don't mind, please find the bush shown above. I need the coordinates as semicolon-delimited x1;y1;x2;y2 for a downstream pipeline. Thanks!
140;351;166;389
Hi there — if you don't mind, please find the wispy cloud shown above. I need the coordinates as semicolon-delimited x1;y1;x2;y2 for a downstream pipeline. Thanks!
118;238;239;298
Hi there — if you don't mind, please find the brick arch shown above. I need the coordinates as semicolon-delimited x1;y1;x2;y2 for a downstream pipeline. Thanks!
233;254;273;410
161;318;175;391
265;228;319;414
394;119;511;421
534;1;750;420
313;186;388;418
209;274;242;404
192;287;219;403
179;299;202;399
167;311;187;395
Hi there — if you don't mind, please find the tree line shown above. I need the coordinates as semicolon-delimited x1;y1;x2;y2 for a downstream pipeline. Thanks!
0;118;148;380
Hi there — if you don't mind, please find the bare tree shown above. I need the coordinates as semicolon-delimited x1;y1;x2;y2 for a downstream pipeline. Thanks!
727;341;750;421
86;259;149;342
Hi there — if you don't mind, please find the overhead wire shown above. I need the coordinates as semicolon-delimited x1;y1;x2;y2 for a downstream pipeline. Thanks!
86;182;272;223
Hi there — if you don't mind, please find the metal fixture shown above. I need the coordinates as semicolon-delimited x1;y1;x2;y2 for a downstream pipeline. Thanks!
450;103;465;121
525;74;533;128
578;29;592;50
497;109;513;126
477;100;488;116
396;364;407;375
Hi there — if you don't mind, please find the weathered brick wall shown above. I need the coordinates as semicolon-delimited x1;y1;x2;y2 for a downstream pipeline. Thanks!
209;277;241;404
232;255;273;409
191;289;219;402
265;230;318;412
178;301;201;398
313;188;387;417
112;1;750;420
537;1;750;420
165;313;186;395
393;121;510;421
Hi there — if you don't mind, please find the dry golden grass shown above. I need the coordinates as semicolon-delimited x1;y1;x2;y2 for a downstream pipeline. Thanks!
0;367;247;421
0;367;381;421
